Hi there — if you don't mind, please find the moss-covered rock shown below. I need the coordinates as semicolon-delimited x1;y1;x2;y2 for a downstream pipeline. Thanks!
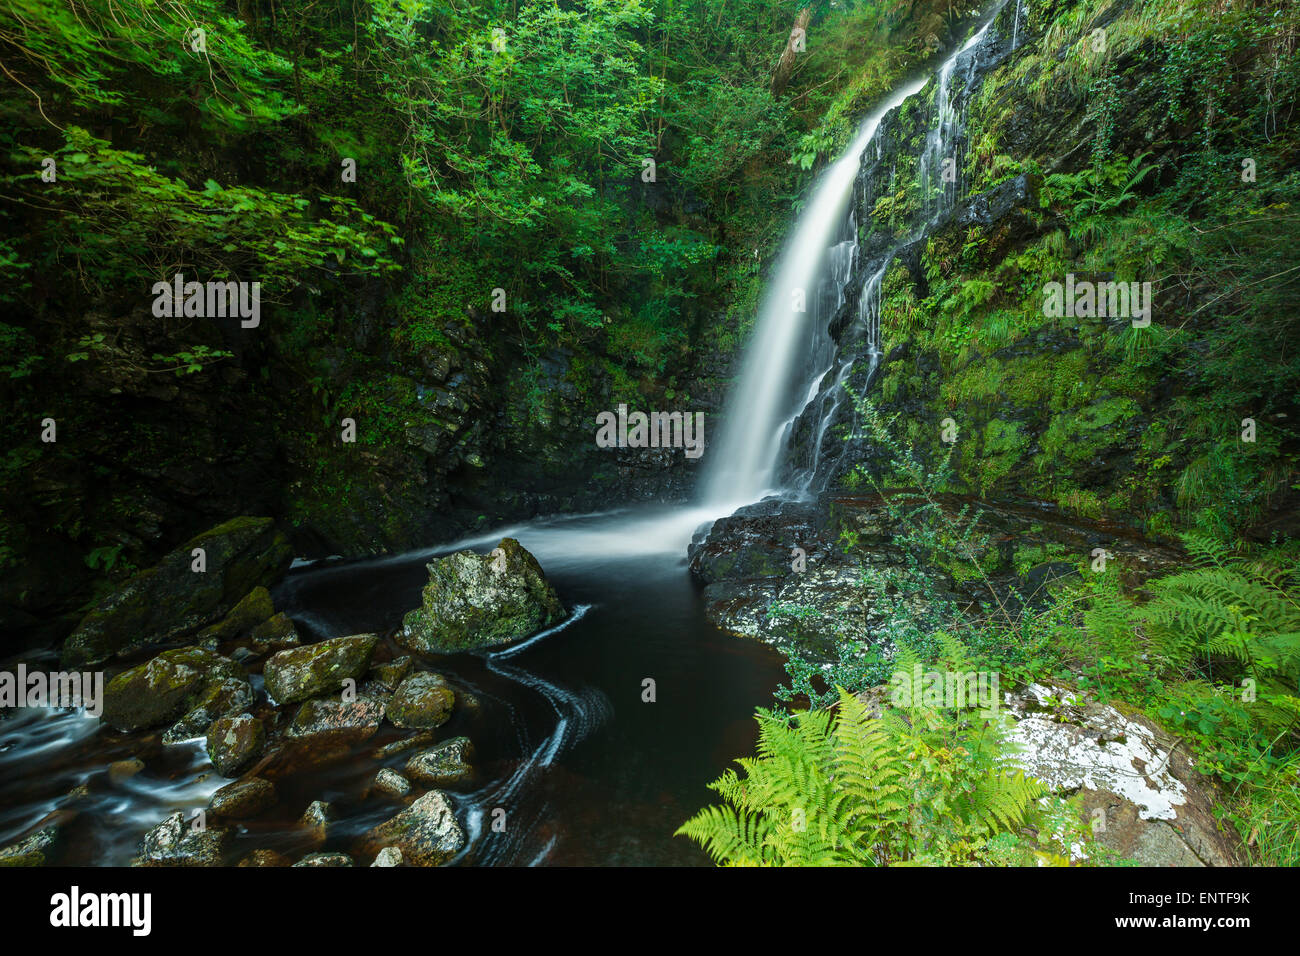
0;824;59;867
405;736;474;788
63;517;292;667
135;811;229;866
387;672;454;729
237;849;292;867
398;538;565;652
360;789;465;866
248;612;301;653
193;586;275;646
206;713;265;777
101;646;244;733
162;676;254;744
371;768;411;798
263;633;379;705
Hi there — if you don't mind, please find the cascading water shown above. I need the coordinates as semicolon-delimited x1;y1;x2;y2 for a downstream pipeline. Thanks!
763;3;1011;496
701;73;930;509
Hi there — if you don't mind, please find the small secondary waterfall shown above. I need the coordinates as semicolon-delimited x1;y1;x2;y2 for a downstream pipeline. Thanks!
705;2;1009;505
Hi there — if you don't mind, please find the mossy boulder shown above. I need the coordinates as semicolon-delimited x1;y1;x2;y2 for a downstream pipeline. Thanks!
193;586;275;646
247;612;300;653
398;538;565;652
405;736;474;788
263;634;379;705
206;713;265;777
387;672;455;729
63;517;292;667
238;849;292;867
101;646;244;733
0;825;59;867
162;676;254;744
294;852;353;867
135;812;229;866
360;789;465;866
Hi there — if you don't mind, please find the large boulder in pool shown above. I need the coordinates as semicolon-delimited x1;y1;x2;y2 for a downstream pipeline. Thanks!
398;538;564;653
63;516;292;667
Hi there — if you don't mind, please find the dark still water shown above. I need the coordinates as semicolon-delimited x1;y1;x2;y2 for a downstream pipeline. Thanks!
0;506;787;866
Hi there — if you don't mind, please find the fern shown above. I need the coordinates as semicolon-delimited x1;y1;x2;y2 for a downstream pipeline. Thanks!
677;685;1082;866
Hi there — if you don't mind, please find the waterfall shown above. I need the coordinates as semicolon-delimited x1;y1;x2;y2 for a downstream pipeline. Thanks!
700;75;930;508
702;2;1008;509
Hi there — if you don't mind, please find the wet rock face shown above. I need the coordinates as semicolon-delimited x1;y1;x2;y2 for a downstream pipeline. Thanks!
361;789;466;866
101;646;245;733
398;537;565;652
262;634;379;705
63;516;292;667
162;676;255;744
1001;683;1242;867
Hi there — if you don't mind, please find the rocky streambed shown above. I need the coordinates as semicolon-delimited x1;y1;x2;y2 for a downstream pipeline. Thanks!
0;508;788;867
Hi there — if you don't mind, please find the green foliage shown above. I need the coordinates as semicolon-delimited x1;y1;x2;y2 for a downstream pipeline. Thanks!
677;686;1085;866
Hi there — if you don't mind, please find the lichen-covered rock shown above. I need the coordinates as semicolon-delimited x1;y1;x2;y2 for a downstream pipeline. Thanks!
0;825;58;866
63;516;292;667
263;634;379;705
371;846;403;867
162;677;254;744
135;812;228;866
388;672;455;729
101;646;243;733
405;737;474;788
372;768;411;798
360;789;465;866
1000;683;1242;866
398;538;565;652
287;695;385;743
294;852;352;867
209;777;276;819
206;713;265;777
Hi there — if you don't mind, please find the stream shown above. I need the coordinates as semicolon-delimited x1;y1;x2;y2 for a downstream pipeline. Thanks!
0;506;787;866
